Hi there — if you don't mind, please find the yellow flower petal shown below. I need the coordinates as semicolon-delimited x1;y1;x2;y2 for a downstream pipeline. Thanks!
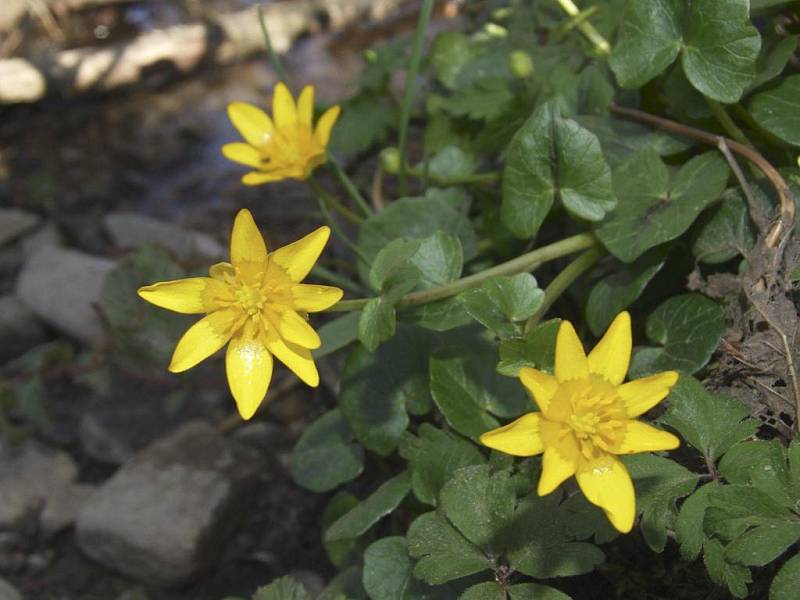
519;367;557;414
588;311;631;385
277;310;321;349
227;102;273;147
538;436;579;495
291;284;343;312
554;320;588;382
297;85;314;128
242;171;285;185
168;308;240;373
269;226;330;282
617;420;680;454
210;262;235;281
226;326;273;420
266;331;320;386
138;277;228;314
619;371;679;418
575;455;635;533
479;412;544;456
230;208;267;268
221;143;262;169
272;82;298;128
314;105;340;147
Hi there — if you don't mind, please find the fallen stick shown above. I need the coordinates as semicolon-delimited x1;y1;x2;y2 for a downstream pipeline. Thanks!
0;0;408;104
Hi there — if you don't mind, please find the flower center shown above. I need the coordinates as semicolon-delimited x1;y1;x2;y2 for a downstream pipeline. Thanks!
235;284;266;317
260;126;322;171
553;375;627;459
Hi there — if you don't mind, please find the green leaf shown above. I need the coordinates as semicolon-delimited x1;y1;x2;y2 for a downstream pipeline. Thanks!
369;239;423;294
703;538;752;599
595;150;729;263
459;583;505;600
318;566;367;600
411;232;464;289
508;584;572;600
660;375;758;463
560;493;619;545
586;247;668;336
427;146;478;181
314;312;361;359
460;274;545;338
431;32;473;90
252;576;311;600
574;116;692;166
718;440;794;507
771;553;800;600
330;94;398;155
623;454;698;552
340;326;435;455
497;319;560;377
363;536;451;600
506;493;605;578
402;297;472;332
399;424;486;506
749;75;800;146
749;35;797;92
358;298;396;352
439;79;514;121
502;101;616;239
675;482;719;561
358;195;477;283
691;189;755;264
610;0;760;103
407;511;493;585
291;409;364;493
325;471;411;542
430;343;529;439
322;492;360;567
439;465;516;558
576;66;614;117
628;293;726;377
704;485;794;541
725;522;800;567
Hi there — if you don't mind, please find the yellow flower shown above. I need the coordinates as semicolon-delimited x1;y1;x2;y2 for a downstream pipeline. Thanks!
137;209;343;420
480;312;680;533
222;83;340;184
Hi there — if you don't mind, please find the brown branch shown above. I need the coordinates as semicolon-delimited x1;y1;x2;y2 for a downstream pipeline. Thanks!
610;103;796;255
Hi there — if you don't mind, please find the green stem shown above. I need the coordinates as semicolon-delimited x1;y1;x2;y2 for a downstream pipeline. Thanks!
706;98;753;149
310;180;365;226
309;179;371;267
328;158;374;218
406;165;500;186
327;232;600;312
257;5;290;84
310;265;364;295
524;246;605;332
397;0;435;196
554;0;610;55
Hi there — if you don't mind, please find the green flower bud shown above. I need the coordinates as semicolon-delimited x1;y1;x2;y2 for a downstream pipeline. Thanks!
380;147;401;174
508;50;535;79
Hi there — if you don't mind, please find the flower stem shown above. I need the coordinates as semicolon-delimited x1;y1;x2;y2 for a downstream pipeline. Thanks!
328;158;374;217
310;265;364;295
309;178;371;267
327;232;600;312
257;5;290;84
554;0;610;55
524;246;605;332
310;179;365;226
397;0;435;196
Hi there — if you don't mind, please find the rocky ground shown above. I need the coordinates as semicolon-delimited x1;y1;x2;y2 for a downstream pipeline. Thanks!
0;5;372;597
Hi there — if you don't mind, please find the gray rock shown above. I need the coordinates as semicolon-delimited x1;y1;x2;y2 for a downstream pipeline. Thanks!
104;212;224;263
76;421;260;587
0;439;79;531
40;483;95;534
18;222;61;259
0;295;47;363
0;577;22;600
15;246;114;347
0;209;38;247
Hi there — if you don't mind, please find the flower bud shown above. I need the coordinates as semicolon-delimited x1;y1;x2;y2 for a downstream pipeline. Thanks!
380;147;402;174
508;50;534;79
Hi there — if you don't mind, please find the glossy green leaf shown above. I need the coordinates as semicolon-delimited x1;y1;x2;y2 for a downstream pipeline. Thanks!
675;482;719;561
610;0;760;103
322;492;360;567
596;150;729;263
771;553;800;600
725;522;800;567
586;247;668;336
703;538;752;599
661;375;758;463
399;424;486;506
460;273;544;338
358;298;396;352
252;577;311;600
502;102;616;239
325;471;411;542
623;454;698;552
691;190;755;264
291;409;364;493
314;311;361;359
749;75;800;146
402;297;472;332
363;536;452;600
508;584;572;600
749;35;797;91
497;319;560;377
439;79;514;121
411;232;464;289
629;293;726;377
718;440;794;507
459;583;505;600
427;146;478;182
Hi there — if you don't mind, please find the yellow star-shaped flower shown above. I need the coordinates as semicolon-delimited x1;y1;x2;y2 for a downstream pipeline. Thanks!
480;312;680;533
222;83;340;184
137;209;343;420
